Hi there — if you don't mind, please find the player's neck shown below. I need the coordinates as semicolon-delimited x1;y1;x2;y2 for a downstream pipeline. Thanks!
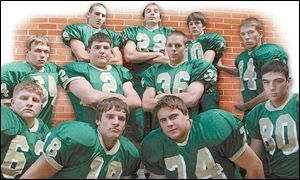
23;117;36;129
248;42;262;53
102;136;118;151
145;23;159;31
192;32;204;41
176;119;192;144
271;91;291;108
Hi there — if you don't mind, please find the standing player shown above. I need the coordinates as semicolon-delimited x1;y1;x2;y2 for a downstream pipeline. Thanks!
1;35;62;128
122;2;174;141
21;97;140;179
217;17;288;116
187;12;226;111
62;3;123;64
60;32;141;125
141;95;264;179
142;31;217;125
246;60;299;179
1;81;49;179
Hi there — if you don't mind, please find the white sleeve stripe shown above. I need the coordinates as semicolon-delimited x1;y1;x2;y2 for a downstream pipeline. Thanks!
43;153;63;171
229;142;248;162
62;76;85;90
149;172;167;179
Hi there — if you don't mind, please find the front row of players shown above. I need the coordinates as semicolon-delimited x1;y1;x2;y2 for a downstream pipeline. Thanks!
2;60;298;179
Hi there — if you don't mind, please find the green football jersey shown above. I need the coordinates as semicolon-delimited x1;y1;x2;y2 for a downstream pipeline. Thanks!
1;61;62;127
235;43;288;104
1;105;50;179
142;60;217;117
60;62;132;124
122;26;174;77
246;93;299;178
187;33;226;65
62;24;123;61
43;121;140;179
141;109;247;179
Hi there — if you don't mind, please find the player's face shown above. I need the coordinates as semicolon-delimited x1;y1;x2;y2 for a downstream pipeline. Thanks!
188;20;205;38
143;4;161;26
11;90;42;120
157;107;190;143
240;25;262;51
262;71;291;105
166;34;187;66
26;42;50;70
88;41;112;68
87;5;106;29
97;107;126;139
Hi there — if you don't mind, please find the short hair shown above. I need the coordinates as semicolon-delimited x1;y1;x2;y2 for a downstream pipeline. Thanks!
261;60;289;79
96;97;130;122
240;17;263;32
142;2;162;18
88;3;106;13
187;12;208;27
26;35;50;50
88;32;112;49
13;81;44;101
153;95;189;119
167;30;188;45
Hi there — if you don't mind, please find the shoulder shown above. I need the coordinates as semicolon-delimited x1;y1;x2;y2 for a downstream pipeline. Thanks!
1;61;30;72
64;23;89;30
119;136;140;158
1;105;22;134
44;62;61;72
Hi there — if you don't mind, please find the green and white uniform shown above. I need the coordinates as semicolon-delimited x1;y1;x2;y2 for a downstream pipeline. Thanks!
187;33;226;111
122;26;174;140
142;60;217;124
1;105;49;179
246;93;299;179
235;44;288;113
141;109;247;179
62;24;122;61
43;121;140;179
1;61;61;127
60;62;132;125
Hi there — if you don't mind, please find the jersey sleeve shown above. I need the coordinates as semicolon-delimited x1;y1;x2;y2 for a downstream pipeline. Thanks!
1;106;21;146
61;62;88;89
61;24;83;47
191;60;217;85
254;44;288;65
116;66;133;83
1;63;19;100
42;122;97;170
199;33;226;55
106;30;123;48
245;104;264;139
141;65;157;88
121;26;138;44
141;131;165;176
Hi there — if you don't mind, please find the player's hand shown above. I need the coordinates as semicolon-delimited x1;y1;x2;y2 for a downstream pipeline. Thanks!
234;101;247;111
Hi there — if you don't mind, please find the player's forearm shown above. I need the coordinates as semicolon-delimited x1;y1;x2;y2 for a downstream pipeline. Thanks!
217;64;239;76
142;96;160;112
245;160;265;179
148;54;169;65
124;96;142;109
109;56;123;65
244;92;268;111
125;51;161;64
173;93;201;108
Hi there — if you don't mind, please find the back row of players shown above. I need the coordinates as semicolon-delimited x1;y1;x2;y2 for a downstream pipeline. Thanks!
1;2;298;179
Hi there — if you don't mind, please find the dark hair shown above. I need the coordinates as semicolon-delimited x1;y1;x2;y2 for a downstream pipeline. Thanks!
261;60;289;79
88;3;106;13
88;32;112;49
167;30;188;45
240;17;263;32
153;95;189;119
187;12;207;27
96;97;130;122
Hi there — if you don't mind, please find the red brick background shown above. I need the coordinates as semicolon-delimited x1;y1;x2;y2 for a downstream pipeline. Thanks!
12;8;285;126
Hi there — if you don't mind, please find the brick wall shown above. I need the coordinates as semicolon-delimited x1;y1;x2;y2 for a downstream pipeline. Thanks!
12;8;284;126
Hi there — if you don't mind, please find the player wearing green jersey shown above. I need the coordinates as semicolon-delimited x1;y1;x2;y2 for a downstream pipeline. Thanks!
1;35;61;127
217;17;288;116
1;81;49;179
142;31;217;121
21;97;140;179
62;3;123;64
122;3;174;142
246;60;299;179
60;32;141;125
187;12;226;111
141;95;264;179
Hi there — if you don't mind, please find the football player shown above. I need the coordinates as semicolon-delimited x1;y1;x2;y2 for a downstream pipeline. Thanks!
21;97;140;179
141;95;264;179
1;35;62;127
62;3;123;64
246;60;299;179
187;12;226;111
1;81;49;178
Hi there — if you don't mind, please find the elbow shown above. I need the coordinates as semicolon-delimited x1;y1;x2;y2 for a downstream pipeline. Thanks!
124;53;133;63
142;100;153;112
186;96;200;108
129;98;142;110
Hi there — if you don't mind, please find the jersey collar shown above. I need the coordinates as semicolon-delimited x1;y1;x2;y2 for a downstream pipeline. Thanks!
29;118;39;132
24;61;45;72
265;92;293;111
89;63;112;71
98;130;120;155
176;119;192;147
